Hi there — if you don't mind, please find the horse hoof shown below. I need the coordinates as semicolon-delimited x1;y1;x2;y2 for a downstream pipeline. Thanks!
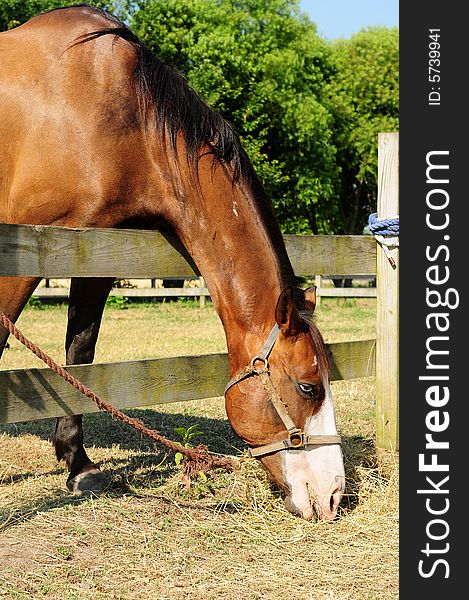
66;468;111;496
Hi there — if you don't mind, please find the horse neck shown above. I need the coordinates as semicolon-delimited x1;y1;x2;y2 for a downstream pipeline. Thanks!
163;158;295;370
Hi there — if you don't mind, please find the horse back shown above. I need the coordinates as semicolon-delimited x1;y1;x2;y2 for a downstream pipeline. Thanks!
0;6;151;228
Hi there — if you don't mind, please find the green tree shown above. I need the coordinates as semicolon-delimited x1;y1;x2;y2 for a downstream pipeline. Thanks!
328;27;399;233
0;1;125;31
1;1;398;235
1;0;60;30
132;0;340;233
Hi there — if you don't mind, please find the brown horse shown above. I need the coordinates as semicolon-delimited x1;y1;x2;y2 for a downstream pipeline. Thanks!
0;5;344;520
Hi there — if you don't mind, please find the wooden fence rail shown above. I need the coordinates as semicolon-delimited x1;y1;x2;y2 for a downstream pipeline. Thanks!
31;282;377;303
0;225;376;278
0;340;376;425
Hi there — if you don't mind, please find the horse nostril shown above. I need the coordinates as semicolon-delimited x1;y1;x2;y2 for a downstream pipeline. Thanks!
330;486;344;514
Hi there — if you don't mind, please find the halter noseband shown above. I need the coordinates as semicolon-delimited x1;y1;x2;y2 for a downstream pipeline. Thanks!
224;324;342;458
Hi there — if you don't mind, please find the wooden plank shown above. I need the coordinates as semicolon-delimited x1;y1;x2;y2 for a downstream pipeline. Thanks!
326;275;376;281
0;224;198;278
317;288;376;298
0;353;229;424
198;277;206;308
284;235;376;275
375;132;399;451
0;223;376;278
0;340;376;424
314;274;322;307
31;286;376;299
328;339;376;382
32;287;211;298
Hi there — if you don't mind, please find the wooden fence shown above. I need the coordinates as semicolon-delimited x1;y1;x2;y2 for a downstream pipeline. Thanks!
0;133;398;450
32;275;376;307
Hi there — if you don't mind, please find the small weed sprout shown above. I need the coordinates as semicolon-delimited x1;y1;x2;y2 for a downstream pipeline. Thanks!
105;295;130;309
56;546;73;561
25;296;44;309
173;424;209;483
173;424;204;465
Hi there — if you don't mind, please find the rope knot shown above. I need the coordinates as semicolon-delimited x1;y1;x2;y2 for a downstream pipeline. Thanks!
368;212;399;268
182;444;237;480
368;213;400;236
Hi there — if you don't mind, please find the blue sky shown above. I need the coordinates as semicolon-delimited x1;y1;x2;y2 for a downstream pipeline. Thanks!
299;1;398;40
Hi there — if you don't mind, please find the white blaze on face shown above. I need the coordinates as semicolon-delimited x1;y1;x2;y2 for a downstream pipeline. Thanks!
282;380;345;520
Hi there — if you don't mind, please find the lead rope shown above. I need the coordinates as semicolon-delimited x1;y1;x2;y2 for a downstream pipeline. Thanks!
0;313;236;478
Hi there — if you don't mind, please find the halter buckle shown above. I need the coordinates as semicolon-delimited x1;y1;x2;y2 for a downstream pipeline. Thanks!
250;355;268;373
288;430;305;449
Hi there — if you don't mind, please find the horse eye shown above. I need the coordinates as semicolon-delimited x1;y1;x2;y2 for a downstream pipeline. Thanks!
298;382;314;395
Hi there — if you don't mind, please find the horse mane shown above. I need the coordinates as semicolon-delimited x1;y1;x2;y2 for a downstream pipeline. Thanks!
63;4;254;186
58;5;304;295
299;310;331;378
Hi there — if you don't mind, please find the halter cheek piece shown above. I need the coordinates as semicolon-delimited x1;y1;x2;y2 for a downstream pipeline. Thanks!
224;323;342;458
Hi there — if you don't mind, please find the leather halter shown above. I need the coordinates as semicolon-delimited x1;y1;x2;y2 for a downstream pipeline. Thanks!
224;323;342;458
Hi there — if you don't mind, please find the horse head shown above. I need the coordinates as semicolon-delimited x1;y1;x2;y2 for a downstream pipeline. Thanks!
225;286;345;520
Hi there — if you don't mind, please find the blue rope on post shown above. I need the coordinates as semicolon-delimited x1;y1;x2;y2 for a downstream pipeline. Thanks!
368;212;399;269
368;213;399;235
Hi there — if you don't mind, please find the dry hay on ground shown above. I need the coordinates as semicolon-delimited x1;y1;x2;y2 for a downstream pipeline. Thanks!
0;382;398;600
0;301;396;598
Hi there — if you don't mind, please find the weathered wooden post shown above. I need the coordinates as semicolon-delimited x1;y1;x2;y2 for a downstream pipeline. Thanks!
199;276;206;308
375;132;399;450
314;274;322;307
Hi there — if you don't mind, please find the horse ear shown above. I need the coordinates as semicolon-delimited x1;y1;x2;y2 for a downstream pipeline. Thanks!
275;287;303;337
304;285;317;313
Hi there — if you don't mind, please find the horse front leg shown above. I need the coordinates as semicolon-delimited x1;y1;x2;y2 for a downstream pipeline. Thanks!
53;276;115;494
0;276;42;358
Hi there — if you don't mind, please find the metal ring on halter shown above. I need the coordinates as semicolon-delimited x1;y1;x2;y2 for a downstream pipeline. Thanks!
289;431;304;448
250;355;268;372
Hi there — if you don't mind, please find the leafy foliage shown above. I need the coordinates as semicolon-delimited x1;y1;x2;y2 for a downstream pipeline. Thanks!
174;424;204;466
0;0;124;30
131;0;340;233
328;27;399;233
105;295;130;309
1;1;398;234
